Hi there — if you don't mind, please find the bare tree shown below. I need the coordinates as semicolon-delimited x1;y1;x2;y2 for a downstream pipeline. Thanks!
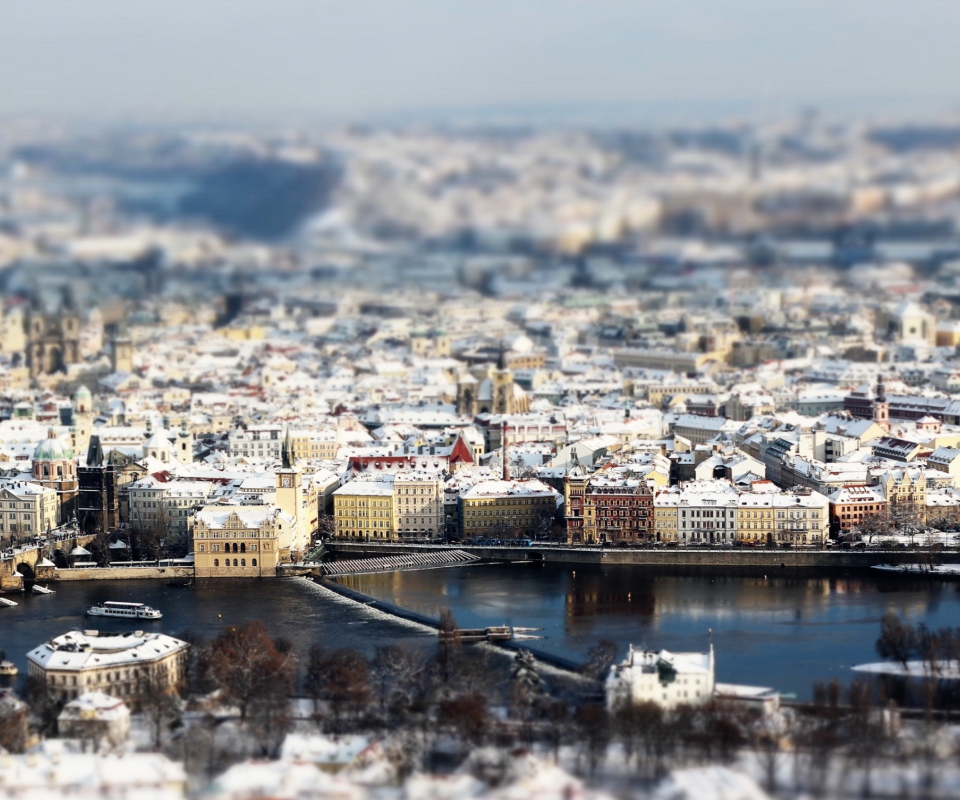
582;639;618;682
876;611;918;670
574;704;611;776
136;667;183;749
439;693;490;748
204;621;295;721
312;648;373;732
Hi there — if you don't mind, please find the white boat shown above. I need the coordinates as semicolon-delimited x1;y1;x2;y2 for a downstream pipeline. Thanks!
0;597;17;608
0;660;18;677
87;601;162;620
32;584;55;595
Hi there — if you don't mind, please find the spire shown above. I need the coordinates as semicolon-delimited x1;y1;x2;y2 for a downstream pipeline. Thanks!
496;340;507;371
876;374;886;403
86;435;104;468
281;428;293;470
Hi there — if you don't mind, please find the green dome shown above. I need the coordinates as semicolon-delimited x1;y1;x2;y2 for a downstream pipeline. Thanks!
33;432;75;462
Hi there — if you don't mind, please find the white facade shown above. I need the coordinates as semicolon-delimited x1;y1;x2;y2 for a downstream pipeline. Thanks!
606;645;715;711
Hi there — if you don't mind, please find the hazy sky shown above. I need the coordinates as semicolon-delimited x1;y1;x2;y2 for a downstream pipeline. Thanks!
3;0;960;124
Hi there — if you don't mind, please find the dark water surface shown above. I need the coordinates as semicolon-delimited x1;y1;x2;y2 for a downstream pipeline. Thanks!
339;563;960;698
0;576;432;691
3;566;960;700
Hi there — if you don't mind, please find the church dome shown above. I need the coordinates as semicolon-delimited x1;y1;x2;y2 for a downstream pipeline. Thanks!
74;385;92;401
33;429;75;462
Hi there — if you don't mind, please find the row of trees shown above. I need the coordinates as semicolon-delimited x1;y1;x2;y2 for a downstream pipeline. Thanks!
876;612;960;672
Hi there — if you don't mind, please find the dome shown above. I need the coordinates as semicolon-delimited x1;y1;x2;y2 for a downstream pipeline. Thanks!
74;385;92;400
33;430;75;462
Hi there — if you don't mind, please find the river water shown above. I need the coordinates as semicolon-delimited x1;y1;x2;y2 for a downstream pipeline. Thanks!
2;565;959;699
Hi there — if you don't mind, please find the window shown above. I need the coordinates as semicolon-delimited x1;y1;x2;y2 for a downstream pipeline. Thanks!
233;558;238;566
252;558;258;567
241;559;246;567
214;559;219;567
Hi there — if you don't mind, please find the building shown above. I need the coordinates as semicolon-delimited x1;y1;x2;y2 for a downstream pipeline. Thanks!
606;644;715;711
26;630;188;704
0;752;186;799
653;487;680;543
31;428;79;524
573;475;655;545
0;688;29;753
0;478;58;539
77;436;121;535
58;692;131;749
459;478;558;540
26;295;81;378
333;479;396;541
674;479;739;545
229;424;284;459
193;504;297;577
736;481;779;545
456;348;531;416
828;484;887;534
771;487;829;546
394;471;445;538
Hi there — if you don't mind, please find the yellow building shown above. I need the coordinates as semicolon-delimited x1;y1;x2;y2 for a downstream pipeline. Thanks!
0;479;59;538
333;480;396;541
736;483;777;545
290;428;339;461
193;504;296;577
459;479;557;540
653;488;680;542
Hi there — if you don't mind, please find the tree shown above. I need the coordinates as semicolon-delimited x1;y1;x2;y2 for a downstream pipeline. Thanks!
574;704;611;776
615;701;663;777
583;639;618;682
845;680;888;798
876;612;918;669
136;667;182;749
511;649;545;744
305;643;328;715
26;675;63;738
204;621;295;721
437;607;461;685
439;693;489;747
314;648;373;731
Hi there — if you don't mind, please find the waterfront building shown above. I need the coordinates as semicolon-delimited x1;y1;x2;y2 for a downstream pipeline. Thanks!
771;487;829;546
0;478;58;538
459;478;558;540
574;474;654;545
828;484;888;534
606;644;715;711
736;480;779;545
394;471;445;538
193;502;297;577
77;435;121;534
653;487;680;542
333;478;396;541
674;479;739;545
27;630;188;704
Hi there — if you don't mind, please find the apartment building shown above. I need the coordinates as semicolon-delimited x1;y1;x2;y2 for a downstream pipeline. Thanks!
333;479;396;541
459;479;558;540
568;474;654;545
394;471;445;538
0;479;58;538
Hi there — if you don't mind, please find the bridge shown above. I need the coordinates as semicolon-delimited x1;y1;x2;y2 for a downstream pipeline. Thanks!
0;532;98;591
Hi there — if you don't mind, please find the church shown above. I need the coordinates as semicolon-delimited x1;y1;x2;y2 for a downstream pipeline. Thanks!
456;347;530;417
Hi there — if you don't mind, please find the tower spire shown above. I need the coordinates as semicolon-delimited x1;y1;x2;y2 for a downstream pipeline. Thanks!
281;427;293;470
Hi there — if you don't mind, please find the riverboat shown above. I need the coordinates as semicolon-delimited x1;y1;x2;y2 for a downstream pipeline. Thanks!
87;601;162;620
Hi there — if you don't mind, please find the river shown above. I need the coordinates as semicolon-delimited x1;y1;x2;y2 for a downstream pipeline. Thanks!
2;565;959;700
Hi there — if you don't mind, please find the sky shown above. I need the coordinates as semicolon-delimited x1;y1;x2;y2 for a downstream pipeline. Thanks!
3;0;960;126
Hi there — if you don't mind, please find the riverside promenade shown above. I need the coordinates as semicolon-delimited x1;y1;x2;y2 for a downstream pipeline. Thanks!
325;541;952;574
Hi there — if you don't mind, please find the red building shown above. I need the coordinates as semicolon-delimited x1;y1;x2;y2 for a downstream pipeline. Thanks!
566;474;654;544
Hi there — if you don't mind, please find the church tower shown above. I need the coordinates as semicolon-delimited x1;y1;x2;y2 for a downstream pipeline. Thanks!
110;327;133;374
276;429;306;554
873;374;890;430
177;419;194;464
490;343;514;415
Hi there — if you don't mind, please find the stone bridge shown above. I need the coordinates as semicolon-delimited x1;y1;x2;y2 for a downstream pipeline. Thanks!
0;533;98;591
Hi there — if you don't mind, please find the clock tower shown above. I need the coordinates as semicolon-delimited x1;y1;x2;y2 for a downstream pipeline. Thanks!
276;429;307;554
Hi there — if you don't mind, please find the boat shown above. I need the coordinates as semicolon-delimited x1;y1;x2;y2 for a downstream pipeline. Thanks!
166;579;193;589
0;597;17;608
0;660;18;677
32;584;55;595
86;601;162;620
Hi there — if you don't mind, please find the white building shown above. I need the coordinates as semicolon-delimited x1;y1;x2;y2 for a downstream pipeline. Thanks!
606;645;715;711
394;470;445;537
676;479;739;544
27;630;189;703
57;691;132;749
